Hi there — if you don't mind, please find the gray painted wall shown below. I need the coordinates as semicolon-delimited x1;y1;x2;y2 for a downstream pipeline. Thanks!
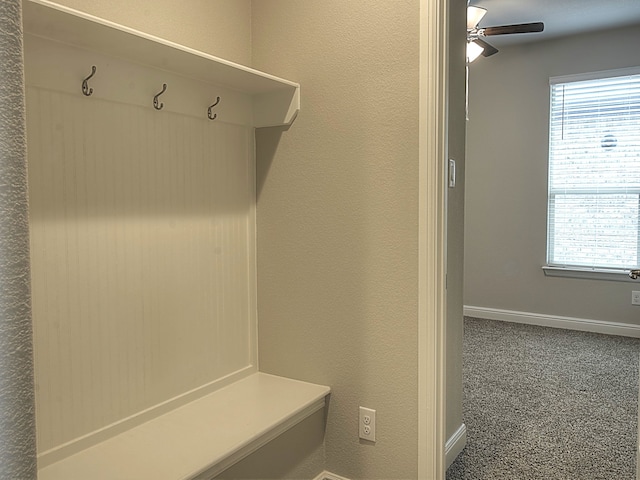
252;2;421;477
446;0;467;460
465;24;640;325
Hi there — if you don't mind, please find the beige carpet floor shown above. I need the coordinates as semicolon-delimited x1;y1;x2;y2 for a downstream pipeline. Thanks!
447;317;640;480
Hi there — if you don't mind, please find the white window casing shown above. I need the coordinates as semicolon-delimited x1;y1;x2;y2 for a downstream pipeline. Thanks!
546;67;640;280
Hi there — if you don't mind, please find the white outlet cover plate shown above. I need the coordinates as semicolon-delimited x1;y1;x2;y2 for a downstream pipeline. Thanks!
359;406;376;442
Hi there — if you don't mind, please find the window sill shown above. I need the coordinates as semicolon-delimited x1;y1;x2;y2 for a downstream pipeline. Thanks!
542;265;638;283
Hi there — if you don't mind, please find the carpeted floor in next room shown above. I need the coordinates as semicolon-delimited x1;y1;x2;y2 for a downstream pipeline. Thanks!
447;317;640;480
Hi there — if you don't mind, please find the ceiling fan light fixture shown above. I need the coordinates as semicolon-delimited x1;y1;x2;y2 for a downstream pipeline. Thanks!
467;40;484;63
467;5;487;30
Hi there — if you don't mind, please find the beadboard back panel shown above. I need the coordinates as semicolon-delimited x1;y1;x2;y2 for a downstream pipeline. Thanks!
26;87;257;454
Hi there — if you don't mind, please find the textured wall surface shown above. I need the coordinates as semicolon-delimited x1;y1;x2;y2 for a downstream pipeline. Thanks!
465;24;640;324
0;0;38;478
252;1;421;478
48;0;252;66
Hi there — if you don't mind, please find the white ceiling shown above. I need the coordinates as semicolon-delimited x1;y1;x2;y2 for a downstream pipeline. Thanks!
470;0;640;46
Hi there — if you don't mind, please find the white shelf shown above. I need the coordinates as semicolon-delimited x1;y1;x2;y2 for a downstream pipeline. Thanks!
22;0;300;127
38;373;330;480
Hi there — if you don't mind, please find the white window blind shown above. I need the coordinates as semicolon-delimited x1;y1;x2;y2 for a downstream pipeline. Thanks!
547;68;640;271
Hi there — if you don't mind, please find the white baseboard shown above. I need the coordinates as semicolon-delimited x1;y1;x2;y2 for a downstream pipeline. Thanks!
445;423;466;469
313;471;351;480
464;306;640;338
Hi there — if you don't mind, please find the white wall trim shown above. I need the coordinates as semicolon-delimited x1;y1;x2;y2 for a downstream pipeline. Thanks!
418;0;449;478
313;471;351;480
542;265;638;283
445;423;466;469
464;306;640;338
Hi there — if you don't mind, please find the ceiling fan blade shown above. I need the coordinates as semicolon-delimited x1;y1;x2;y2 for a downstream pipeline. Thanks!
482;22;544;36
474;38;499;57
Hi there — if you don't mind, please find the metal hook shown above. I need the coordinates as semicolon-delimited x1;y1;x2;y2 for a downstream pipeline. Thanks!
82;66;96;96
153;83;167;110
208;97;221;120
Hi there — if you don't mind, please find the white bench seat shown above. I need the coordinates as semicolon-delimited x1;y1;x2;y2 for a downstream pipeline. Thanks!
38;373;330;480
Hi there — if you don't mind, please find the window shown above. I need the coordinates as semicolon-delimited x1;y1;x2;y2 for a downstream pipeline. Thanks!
546;68;640;274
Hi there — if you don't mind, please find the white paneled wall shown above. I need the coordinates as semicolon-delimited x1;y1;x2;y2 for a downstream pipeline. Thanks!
26;88;256;453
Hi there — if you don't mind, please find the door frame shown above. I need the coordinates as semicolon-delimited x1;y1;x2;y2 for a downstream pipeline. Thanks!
418;0;449;478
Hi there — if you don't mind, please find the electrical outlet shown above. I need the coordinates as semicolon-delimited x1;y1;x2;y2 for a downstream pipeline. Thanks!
633;291;640;306
359;406;376;442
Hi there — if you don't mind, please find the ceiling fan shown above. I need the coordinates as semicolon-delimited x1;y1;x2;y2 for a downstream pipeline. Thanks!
467;4;544;62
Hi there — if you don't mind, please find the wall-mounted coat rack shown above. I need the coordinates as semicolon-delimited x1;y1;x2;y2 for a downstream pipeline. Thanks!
22;2;311;479
25;0;299;128
79;69;226;120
